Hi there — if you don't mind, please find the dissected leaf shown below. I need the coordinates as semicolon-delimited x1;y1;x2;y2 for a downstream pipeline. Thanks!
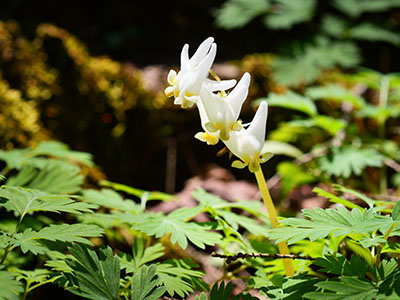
318;147;384;178
83;189;141;212
214;0;270;29
131;264;166;300
0;186;97;218
264;0;316;29
66;244;120;300
0;270;24;300
349;23;400;46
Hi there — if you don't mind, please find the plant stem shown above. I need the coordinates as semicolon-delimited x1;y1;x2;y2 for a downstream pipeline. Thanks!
378;75;389;194
254;167;294;277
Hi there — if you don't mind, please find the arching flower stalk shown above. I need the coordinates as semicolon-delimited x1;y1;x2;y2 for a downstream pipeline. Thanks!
166;37;294;276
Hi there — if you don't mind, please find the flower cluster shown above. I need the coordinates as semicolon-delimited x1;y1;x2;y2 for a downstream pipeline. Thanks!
165;37;272;173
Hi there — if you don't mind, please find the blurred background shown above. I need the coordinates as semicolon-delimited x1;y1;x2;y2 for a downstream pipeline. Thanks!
1;0;400;195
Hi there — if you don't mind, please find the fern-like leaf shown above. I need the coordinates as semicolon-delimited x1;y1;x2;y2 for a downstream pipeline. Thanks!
66;244;120;300
318;147;384;178
0;270;24;300
131;264;167;300
0;186;97;218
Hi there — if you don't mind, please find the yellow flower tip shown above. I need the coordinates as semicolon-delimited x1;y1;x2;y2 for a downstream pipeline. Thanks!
181;100;194;109
231;160;247;169
231;121;243;132
248;161;260;173
195;132;219;145
260;152;274;164
164;86;175;97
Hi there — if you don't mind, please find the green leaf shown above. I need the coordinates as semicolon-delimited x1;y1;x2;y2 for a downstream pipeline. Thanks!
209;281;233;300
0;270;24;300
349;23;400;46
312;187;363;211
133;208;221;249
277;162;316;197
306;84;365;109
157;261;204;297
33;141;93;166
66;244;120;300
13;268;50;284
289;116;347;136
256;91;317;116
13;224;104;254
304;277;378;299
314;254;368;277
131;264;167;300
269;206;394;244
333;184;375;208
262;141;303;158
263;0;316;29
318;147;384;178
100;180;174;202
272;38;360;86
321;15;347;38
333;0;400;18
357;104;400;121
7;161;83;194
83;189;141;212
392;201;400;221
214;0;270;30
0;186;97;218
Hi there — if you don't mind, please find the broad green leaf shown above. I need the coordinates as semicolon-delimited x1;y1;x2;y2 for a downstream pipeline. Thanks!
289;116;347;136
0;270;24;300
312;187;363;211
66;244;120;300
277;162;316;197
392;201;400;221
357;104;400;121
131;265;167;300
268;122;309;142
7;161;83;194
306;84;365;109
214;0;270;29
0;186;97;218
13;224;104;254
263;0;316;29
262;140;303;158
269;206;395;244
255;91;317;116
318;147;384;178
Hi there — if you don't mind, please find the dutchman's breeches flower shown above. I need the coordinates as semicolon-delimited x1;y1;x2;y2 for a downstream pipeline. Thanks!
199;72;250;141
165;37;217;108
223;102;273;172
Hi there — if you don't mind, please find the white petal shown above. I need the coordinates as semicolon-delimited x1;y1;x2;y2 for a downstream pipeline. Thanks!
180;44;190;70
190;37;214;66
167;69;177;85
204;78;237;92
248;101;268;147
198;43;216;78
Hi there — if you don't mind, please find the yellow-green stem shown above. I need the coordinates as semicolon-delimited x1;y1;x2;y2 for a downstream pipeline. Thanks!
254;167;294;276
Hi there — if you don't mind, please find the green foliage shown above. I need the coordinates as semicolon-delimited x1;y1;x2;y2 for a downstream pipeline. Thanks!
272;38;360;86
0;270;24;300
277;162;316;197
318;147;384;178
332;0;400;18
131;265;166;300
263;0;316;30
214;0;269;29
65;244;120;300
255;91;317;116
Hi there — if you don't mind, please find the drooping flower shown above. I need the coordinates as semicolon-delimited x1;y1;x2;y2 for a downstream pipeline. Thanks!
194;99;220;145
199;72;250;141
223;101;273;172
165;37;217;108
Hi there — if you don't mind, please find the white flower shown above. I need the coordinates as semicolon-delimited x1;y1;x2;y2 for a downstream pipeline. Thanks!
194;99;220;145
199;72;250;141
223;101;273;172
165;37;217;108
